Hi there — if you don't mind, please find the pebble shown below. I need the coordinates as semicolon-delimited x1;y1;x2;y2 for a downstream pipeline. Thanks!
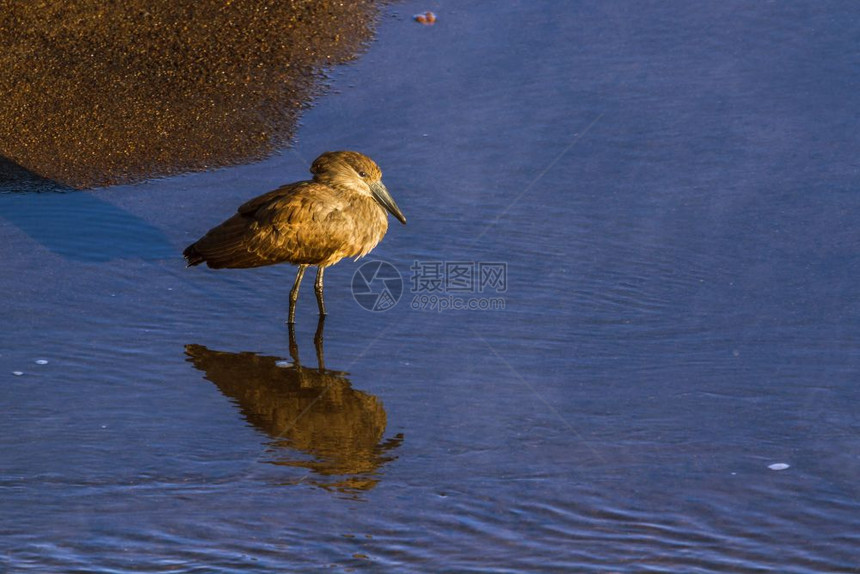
768;463;790;471
35;359;49;365
12;371;24;376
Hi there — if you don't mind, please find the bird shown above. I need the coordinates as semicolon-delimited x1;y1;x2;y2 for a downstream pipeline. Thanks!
183;151;406;323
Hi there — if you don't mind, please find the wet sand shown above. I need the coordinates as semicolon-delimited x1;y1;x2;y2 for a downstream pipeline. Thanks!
0;1;382;188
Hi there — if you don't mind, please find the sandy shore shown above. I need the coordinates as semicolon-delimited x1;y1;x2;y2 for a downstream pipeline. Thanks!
0;1;382;188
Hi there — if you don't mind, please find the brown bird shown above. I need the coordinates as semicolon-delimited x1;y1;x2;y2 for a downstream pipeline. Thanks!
183;151;406;323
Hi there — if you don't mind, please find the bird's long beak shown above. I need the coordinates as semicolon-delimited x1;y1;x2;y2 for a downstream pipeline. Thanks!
371;181;407;224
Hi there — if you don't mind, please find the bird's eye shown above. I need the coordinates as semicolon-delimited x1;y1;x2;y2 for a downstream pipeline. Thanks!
358;171;368;178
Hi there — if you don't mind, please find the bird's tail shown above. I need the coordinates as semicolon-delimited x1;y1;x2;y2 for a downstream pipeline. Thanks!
183;243;205;267
183;213;273;269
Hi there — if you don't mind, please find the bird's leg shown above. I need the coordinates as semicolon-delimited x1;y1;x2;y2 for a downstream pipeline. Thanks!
287;321;300;366
314;265;327;317
288;265;307;324
314;315;326;371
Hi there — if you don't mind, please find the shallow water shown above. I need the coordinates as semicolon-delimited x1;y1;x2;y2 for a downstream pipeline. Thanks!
3;2;860;572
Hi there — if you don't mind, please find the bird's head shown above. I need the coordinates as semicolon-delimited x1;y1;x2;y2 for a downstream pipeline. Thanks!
311;151;406;225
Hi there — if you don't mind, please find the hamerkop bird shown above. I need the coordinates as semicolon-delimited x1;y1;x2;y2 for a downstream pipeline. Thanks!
183;151;406;323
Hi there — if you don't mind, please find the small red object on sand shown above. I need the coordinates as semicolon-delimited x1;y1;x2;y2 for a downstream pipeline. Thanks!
414;11;436;25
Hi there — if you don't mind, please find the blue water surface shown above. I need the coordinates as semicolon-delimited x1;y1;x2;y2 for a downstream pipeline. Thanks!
2;2;859;571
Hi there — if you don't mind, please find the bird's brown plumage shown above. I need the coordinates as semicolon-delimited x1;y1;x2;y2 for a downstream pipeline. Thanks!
183;151;406;322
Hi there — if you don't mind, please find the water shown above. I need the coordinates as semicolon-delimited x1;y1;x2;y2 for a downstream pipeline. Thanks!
3;2;860;571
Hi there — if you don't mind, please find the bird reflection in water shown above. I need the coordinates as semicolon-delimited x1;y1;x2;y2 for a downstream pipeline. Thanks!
185;318;402;493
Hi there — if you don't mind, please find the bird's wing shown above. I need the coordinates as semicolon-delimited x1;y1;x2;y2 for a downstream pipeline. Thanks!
187;182;358;268
237;182;307;216
243;183;355;266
